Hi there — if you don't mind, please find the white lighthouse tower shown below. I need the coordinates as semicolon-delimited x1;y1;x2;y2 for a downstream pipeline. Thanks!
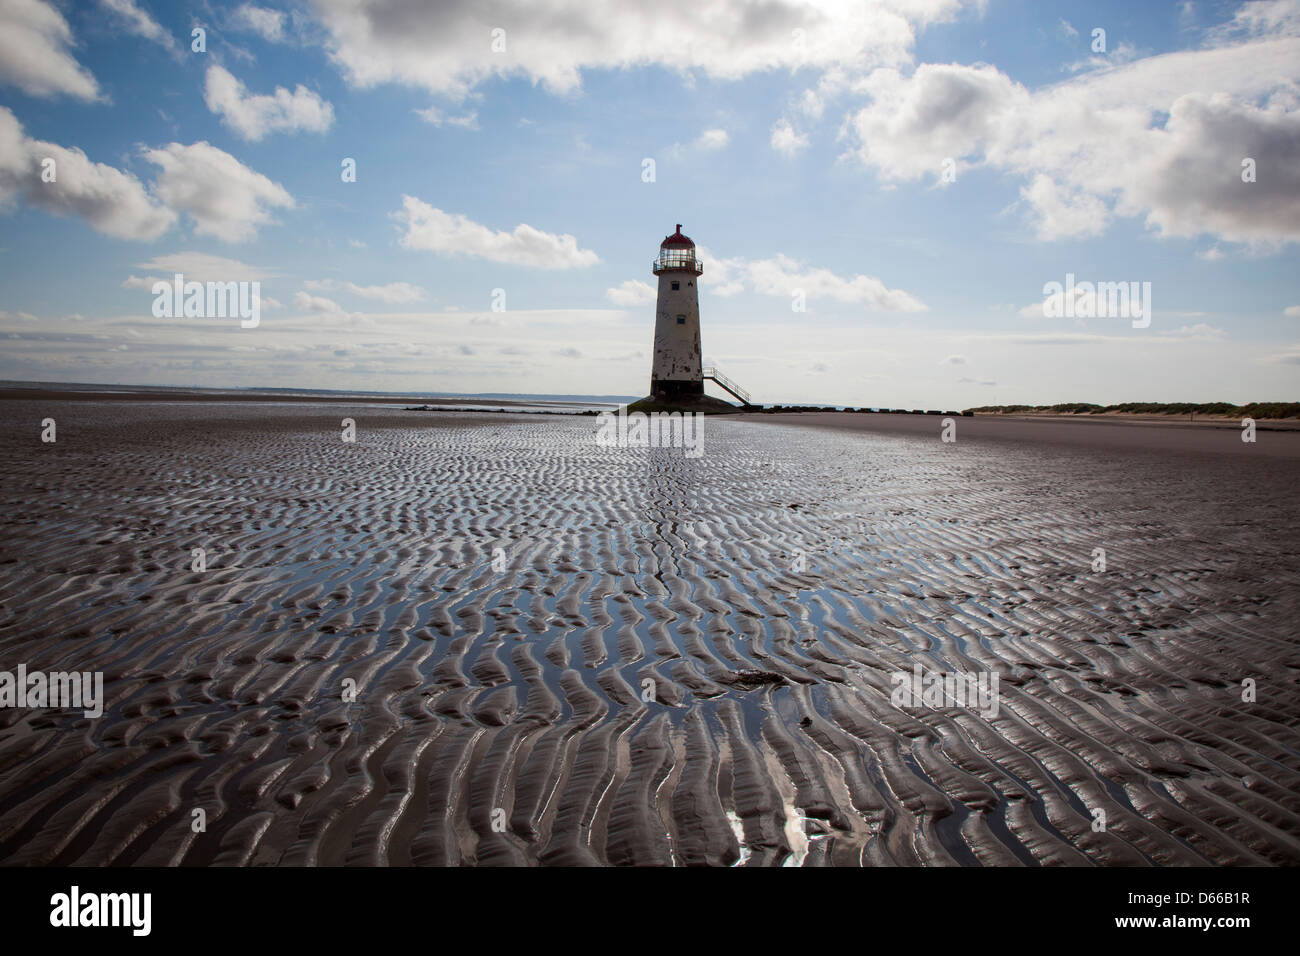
650;224;705;402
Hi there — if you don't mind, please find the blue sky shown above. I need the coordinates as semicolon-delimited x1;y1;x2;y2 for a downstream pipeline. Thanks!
1;0;1298;406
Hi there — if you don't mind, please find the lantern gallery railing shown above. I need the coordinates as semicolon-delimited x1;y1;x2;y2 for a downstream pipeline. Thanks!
652;254;704;275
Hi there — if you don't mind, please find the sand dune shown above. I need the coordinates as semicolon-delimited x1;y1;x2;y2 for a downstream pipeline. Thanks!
0;402;1297;866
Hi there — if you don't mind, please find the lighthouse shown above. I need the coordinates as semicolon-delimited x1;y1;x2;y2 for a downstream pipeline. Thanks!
636;224;753;410
650;224;705;401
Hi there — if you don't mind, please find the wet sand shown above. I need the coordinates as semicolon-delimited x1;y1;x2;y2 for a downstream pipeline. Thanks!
0;401;1297;866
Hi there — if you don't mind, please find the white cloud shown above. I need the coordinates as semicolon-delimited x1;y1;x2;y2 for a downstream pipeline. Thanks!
344;281;427;303
1209;0;1300;40
0;0;100;100
746;253;927;311
293;291;347;315
415;106;480;129
0;107;174;239
844;29;1300;245
1114;92;1300;244
143;141;294;242
394;196;599;268
1018;173;1110;240
697;128;729;150
845;62;1026;184
135;252;279;280
689;245;924;310
1284;305;1300;316
230;3;287;42
101;0;177;54
0;114;296;246
787;68;854;125
770;119;810;156
1062;41;1140;75
695;245;748;297
999;333;1114;346
606;279;655;306
204;65;334;141
308;0;964;97
1163;323;1226;339
666;127;732;158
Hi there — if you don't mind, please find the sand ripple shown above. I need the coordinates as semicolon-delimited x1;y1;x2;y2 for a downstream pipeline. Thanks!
0;403;1297;866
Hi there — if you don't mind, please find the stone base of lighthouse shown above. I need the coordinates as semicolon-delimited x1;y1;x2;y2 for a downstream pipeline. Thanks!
628;388;740;415
649;378;705;402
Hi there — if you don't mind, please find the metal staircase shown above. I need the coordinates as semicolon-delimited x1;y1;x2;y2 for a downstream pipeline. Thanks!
702;366;754;407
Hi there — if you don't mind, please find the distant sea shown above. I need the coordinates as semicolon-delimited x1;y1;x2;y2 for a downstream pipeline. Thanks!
0;379;639;406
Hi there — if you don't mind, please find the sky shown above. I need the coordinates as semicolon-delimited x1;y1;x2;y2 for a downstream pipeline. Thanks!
0;0;1298;408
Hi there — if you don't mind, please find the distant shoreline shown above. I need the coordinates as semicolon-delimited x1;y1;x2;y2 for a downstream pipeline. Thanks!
0;384;614;409
739;409;1300;459
967;401;1299;420
3;383;1295;430
969;410;1300;429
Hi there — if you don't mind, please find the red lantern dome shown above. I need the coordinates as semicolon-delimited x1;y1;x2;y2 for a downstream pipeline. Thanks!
653;224;703;275
660;224;694;248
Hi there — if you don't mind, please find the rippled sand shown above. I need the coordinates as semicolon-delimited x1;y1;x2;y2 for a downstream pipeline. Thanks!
0;402;1297;866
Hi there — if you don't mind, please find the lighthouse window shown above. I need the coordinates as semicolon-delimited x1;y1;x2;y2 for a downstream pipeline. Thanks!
676;315;686;324
671;281;680;290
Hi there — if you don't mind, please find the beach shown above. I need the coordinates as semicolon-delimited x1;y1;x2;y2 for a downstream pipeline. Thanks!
0;400;1297;866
